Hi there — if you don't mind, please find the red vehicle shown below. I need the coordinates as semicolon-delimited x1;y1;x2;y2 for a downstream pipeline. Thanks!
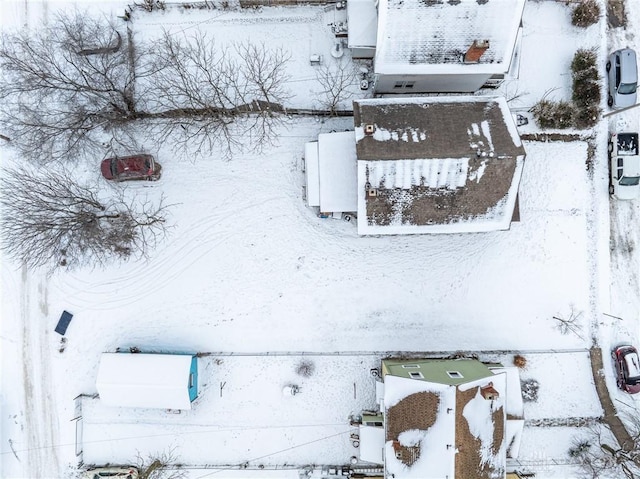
101;154;161;181
613;345;640;394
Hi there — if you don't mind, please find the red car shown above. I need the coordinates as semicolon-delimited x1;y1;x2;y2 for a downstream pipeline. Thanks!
613;345;640;394
101;154;162;181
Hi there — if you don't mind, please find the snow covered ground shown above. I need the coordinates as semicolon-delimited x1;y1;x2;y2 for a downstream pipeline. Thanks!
1;0;640;478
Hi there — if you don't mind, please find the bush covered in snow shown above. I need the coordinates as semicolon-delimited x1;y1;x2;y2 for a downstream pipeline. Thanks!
532;100;575;129
572;0;601;28
534;48;600;130
575;104;601;130
571;48;601;128
521;378;540;402
296;360;315;377
571;48;599;81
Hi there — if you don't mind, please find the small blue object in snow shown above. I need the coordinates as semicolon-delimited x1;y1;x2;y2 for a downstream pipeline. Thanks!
55;310;73;336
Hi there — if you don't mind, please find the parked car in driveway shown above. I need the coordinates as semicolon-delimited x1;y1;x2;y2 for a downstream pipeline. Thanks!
101;154;161;182
84;466;139;479
607;48;638;109
609;131;640;200
613;345;640;394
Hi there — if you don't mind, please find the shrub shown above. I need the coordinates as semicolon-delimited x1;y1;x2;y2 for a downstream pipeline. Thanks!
532;100;575;129
296;360;315;377
572;0;601;28
574;104;601;129
568;440;591;457
573;78;601;108
513;354;527;369
571;49;599;82
569;49;601;129
521;378;540;402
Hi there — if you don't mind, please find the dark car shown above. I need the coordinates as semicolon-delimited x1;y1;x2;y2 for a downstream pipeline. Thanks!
613;345;640;394
101;154;162;181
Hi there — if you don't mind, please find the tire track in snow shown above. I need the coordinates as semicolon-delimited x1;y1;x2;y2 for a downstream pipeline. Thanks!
53;193;287;311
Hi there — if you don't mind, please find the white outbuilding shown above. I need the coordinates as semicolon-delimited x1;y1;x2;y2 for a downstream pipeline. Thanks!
96;353;199;410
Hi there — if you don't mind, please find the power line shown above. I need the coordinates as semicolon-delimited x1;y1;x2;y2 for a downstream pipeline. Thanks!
191;429;353;478
0;422;350;456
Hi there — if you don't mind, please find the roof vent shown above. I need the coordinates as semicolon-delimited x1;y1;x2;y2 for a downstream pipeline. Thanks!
366;188;378;198
464;40;490;63
364;124;375;135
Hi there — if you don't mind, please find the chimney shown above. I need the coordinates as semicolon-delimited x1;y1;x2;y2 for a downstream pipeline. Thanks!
480;382;499;401
464;40;490;63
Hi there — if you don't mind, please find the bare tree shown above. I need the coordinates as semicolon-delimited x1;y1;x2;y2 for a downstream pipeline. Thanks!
0;167;169;270
136;449;187;479
0;13;292;163
314;58;358;115
552;306;584;339
0;11;152;162
143;32;291;158
571;423;640;479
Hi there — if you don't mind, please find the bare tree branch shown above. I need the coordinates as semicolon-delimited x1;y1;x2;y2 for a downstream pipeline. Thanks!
0;13;293;163
0;11;147;161
314;58;358;115
0;166;169;270
141;32;292;159
136;448;187;479
572;420;640;479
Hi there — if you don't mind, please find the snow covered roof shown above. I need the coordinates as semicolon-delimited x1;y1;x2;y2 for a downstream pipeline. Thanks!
353;96;525;235
347;0;378;49
375;0;525;75
359;424;385;464
383;368;509;479
625;351;640;378
96;353;195;410
317;131;358;213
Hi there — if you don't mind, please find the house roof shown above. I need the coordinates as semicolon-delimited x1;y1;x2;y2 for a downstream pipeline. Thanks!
375;0;525;75
96;353;195;410
383;368;509;479
353;96;525;235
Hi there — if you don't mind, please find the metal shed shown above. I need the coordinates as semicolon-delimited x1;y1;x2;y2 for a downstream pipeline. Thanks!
96;353;198;410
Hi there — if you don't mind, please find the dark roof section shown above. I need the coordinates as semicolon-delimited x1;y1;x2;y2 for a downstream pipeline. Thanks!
353;98;525;161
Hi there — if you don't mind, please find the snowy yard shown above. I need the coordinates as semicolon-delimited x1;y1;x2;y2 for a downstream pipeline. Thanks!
2;0;640;479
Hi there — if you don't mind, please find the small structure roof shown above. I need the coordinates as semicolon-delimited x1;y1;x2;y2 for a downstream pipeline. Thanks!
96;353;195;410
359;424;385;464
347;0;378;49
317;131;358;213
353;96;525;235
375;0;525;75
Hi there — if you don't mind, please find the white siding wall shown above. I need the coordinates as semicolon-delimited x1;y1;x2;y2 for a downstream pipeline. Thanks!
373;73;491;94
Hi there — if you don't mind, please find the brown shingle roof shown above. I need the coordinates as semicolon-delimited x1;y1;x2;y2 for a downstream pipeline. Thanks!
353;97;525;231
385;383;506;479
354;99;524;161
